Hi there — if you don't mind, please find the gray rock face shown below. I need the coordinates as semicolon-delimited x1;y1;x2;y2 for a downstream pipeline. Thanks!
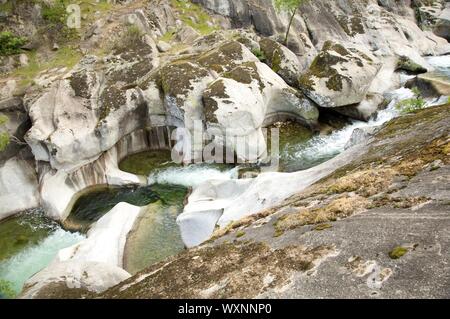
406;72;450;97
433;3;450;41
298;41;382;108
0;98;30;162
102;104;450;299
176;25;201;43
335;93;387;122
259;37;303;87
194;0;450;61
0;158;39;221
25;35;158;171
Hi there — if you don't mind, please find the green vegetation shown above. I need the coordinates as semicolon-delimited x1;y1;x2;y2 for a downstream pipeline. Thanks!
396;87;426;114
171;0;220;35
389;246;408;259
0;115;9;152
274;0;309;45
313;223;333;231
251;48;266;62
42;0;68;24
0;1;13;14
0;31;27;56
112;25;143;53
236;231;246;238
0;133;9;152
160;30;176;42
13;47;82;89
41;0;79;42
0;279;15;299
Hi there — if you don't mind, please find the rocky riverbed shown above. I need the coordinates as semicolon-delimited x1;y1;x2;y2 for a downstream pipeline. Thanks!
0;0;449;299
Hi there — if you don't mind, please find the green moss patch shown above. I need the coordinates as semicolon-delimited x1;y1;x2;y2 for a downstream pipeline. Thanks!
389;246;408;259
171;0;220;35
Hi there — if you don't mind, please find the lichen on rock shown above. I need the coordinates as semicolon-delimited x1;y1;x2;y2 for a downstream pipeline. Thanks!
298;41;381;108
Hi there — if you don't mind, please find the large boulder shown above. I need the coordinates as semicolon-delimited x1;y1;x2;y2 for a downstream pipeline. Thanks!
160;61;215;129
433;4;450;42
196;40;260;73
298;41;381;108
203;61;319;162
334;93;387;122
259;37;303;87
405;72;450;97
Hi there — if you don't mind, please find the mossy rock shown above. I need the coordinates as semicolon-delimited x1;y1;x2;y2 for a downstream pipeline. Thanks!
202;79;230;123
98;85;127;121
299;41;350;93
396;56;427;74
197;41;247;73
113;30;154;62
160;61;210;100
236;231;246;238
69;70;94;99
259;37;300;86
313;224;333;231
222;62;265;92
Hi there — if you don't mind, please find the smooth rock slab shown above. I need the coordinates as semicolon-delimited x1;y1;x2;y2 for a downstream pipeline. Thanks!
20;202;141;298
0;158;39;221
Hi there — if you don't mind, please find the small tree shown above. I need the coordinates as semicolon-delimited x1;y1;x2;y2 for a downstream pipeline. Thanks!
274;0;309;45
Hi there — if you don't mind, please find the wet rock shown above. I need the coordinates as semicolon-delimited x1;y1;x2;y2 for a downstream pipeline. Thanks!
405;72;450;97
396;55;428;74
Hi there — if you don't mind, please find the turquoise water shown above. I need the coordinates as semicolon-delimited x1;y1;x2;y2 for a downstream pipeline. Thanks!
0;209;84;298
64;185;160;232
124;184;188;274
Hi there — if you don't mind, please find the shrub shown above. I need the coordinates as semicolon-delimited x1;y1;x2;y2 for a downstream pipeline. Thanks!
113;25;143;53
42;0;79;42
396;87;426;114
0;31;27;56
42;0;68;25
251;48;266;62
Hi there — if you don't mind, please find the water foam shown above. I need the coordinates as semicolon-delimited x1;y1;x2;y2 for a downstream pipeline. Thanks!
148;165;238;187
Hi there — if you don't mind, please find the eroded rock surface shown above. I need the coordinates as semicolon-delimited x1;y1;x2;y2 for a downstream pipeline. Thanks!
106;104;450;298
